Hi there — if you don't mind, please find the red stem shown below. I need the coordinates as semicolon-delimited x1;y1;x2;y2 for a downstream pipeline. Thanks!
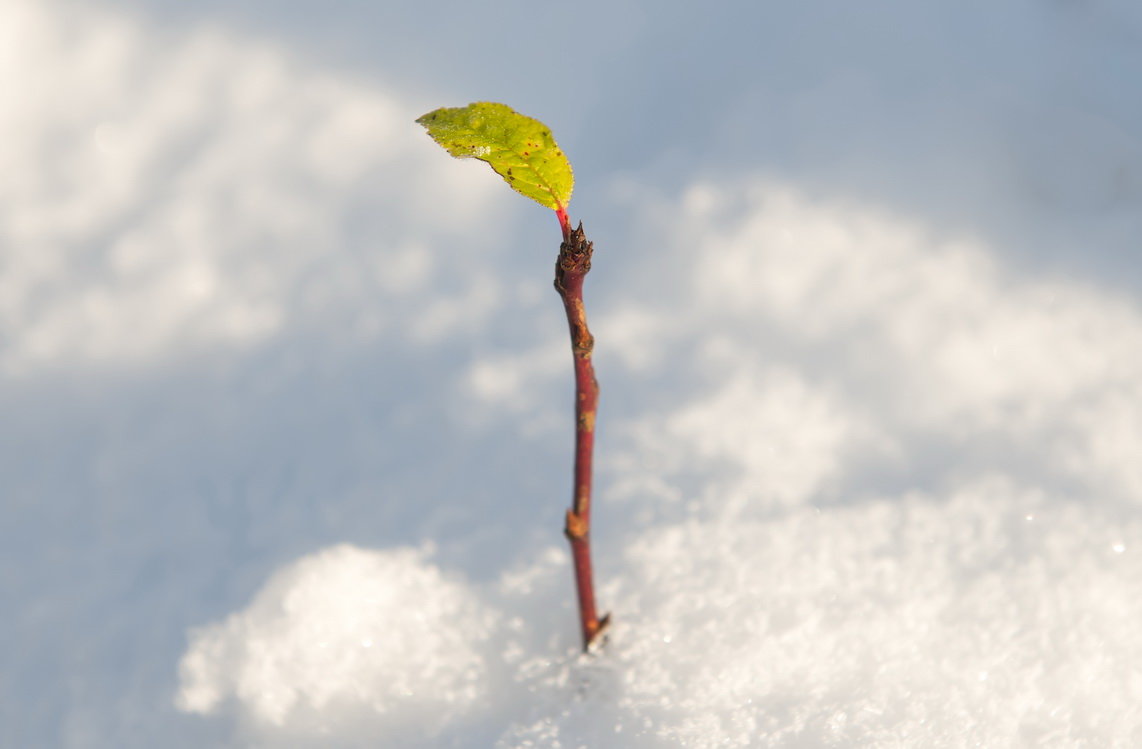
554;221;609;651
556;204;571;243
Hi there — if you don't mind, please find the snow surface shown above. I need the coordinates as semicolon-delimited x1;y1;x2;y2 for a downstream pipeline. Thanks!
4;0;1142;747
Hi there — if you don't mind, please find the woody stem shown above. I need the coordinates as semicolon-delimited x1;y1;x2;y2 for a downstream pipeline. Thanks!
553;221;609;651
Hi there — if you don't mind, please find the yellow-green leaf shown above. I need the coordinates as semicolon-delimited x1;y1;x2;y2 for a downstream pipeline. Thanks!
416;102;573;211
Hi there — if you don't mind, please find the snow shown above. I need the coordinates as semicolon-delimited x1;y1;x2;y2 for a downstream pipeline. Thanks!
177;544;493;741
4;0;1142;747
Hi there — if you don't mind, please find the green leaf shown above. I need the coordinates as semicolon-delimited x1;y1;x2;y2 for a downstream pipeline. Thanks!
416;102;573;211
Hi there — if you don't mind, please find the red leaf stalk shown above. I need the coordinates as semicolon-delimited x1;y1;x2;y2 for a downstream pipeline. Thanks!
554;222;609;652
556;204;571;242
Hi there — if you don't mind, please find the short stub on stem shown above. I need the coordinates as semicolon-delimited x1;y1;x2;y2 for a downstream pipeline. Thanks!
555;222;593;286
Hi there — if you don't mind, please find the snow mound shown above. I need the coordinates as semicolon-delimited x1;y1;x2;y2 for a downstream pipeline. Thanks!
176;545;495;741
502;481;1142;748
620;485;1141;746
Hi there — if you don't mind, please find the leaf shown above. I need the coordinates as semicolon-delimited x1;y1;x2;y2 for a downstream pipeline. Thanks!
416;102;573;211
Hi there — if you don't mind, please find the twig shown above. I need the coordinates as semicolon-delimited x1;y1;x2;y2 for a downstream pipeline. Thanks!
553;220;610;651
